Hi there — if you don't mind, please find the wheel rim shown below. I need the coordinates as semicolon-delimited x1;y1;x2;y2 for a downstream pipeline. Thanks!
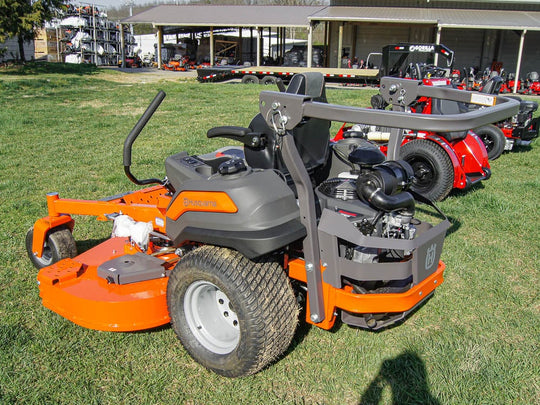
479;133;494;152
34;242;53;267
184;280;240;354
409;159;435;191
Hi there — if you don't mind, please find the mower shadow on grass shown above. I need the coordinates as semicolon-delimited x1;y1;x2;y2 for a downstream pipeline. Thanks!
449;183;486;201
414;206;461;238
359;350;440;405
509;144;534;154
448;181;487;201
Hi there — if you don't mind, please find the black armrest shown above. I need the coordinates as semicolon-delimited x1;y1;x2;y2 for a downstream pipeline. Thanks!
207;126;265;147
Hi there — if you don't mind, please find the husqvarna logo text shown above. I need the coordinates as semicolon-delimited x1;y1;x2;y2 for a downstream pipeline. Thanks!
425;243;437;270
183;198;217;208
410;45;435;53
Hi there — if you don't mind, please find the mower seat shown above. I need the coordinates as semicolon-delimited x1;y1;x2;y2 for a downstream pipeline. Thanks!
527;71;539;81
507;95;539;115
430;98;468;142
245;72;331;177
429;76;505;143
205;73;331;189
481;76;504;95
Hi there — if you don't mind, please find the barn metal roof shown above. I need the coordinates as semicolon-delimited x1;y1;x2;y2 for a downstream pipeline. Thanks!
122;5;540;32
309;6;540;31
121;5;323;28
309;6;438;25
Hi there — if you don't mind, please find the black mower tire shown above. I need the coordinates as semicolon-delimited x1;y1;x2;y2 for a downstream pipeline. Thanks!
25;226;77;269
167;245;298;377
474;124;505;160
400;139;454;202
241;75;260;84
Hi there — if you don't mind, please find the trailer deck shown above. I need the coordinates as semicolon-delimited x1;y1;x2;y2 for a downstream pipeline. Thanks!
197;65;379;85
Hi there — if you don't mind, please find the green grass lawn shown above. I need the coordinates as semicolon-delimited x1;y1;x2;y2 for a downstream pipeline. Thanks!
0;63;538;404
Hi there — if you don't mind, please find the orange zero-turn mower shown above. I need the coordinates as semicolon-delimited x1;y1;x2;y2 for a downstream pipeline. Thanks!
26;74;518;377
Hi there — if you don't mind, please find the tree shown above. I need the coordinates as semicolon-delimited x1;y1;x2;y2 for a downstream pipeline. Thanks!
0;0;68;62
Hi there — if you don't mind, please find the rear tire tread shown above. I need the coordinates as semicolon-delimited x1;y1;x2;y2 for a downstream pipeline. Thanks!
167;245;298;377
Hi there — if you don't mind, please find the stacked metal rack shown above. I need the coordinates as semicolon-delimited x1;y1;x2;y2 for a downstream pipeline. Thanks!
58;3;135;65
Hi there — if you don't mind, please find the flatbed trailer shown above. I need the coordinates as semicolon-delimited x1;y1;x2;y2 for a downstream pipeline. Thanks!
197;65;379;86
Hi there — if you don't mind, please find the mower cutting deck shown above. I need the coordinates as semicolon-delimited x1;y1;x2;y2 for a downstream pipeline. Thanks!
37;237;171;331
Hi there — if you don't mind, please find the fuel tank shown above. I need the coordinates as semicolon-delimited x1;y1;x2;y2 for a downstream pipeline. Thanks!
164;152;306;258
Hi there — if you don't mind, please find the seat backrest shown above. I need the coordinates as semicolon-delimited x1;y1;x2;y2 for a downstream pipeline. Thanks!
481;76;504;94
430;98;468;142
245;73;331;173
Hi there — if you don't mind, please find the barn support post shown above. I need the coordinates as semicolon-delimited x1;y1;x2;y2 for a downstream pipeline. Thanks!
337;22;344;68
307;22;313;68
238;28;243;63
351;24;357;63
250;27;254;62
257;27;262;66
268;27;272;58
157;26;163;70
210;27;214;66
120;23;126;68
323;21;329;67
434;25;442;66
514;29;527;94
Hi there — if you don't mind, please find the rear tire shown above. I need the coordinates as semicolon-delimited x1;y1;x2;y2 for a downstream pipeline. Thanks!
400;139;454;201
25;226;77;269
474;124;505;160
167;246;298;377
241;75;259;84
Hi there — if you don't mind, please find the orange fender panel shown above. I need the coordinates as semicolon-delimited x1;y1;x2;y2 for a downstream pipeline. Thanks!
37;238;170;332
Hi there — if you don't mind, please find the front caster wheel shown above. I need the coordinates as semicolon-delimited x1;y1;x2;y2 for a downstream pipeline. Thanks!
167;245;298;377
25;226;77;269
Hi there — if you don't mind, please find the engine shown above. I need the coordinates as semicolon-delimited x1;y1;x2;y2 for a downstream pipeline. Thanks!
317;175;416;265
320;137;418;270
317;139;422;329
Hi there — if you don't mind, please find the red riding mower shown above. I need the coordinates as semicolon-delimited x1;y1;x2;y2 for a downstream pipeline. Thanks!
495;95;539;151
26;73;517;377
338;44;505;201
467;75;539;155
407;73;508;162
499;72;523;94
409;68;537;158
522;71;540;95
